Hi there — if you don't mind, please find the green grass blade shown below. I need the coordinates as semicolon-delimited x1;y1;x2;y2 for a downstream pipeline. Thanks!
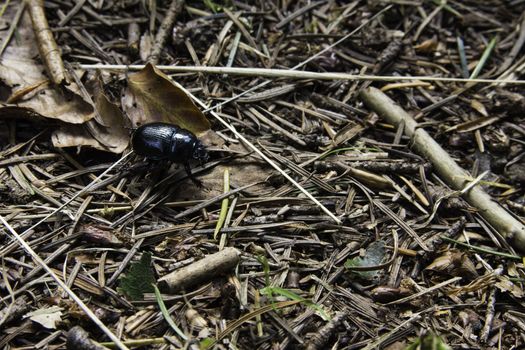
153;284;188;341
457;36;469;78
470;37;497;79
214;168;230;239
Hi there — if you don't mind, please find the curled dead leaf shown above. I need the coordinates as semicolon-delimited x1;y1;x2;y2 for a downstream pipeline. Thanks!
122;63;210;133
0;11;94;124
425;249;478;279
52;74;129;153
495;275;524;298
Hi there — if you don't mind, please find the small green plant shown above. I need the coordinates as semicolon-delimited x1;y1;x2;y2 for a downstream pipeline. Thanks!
118;252;155;300
404;333;451;350
203;0;222;13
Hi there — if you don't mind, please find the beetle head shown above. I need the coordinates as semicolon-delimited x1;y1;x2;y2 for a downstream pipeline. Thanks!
193;141;209;165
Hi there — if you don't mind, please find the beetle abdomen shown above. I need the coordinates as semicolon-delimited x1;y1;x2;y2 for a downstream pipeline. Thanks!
131;122;176;160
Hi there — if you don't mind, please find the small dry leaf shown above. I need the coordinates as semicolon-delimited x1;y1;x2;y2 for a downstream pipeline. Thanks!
139;33;153;62
6;80;50;103
122;63;210;133
414;38;438;53
507;262;520;278
186;308;208;328
426;251;456;272
495;275;524;298
370;285;411;303
24;306;63;329
331;121;364;147
446;115;501;133
79;224;125;247
470;99;489;117
0;11;94;124
456;116;500;133
425;249;478;278
168;136;269;200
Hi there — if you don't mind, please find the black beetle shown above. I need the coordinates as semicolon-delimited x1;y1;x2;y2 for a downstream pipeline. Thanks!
131;122;208;184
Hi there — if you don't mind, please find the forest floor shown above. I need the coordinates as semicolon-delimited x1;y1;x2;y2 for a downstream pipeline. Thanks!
1;0;525;349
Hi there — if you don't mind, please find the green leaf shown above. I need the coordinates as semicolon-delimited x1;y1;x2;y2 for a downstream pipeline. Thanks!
199;338;215;350
470;37;497;79
118;252;155;300
344;241;386;279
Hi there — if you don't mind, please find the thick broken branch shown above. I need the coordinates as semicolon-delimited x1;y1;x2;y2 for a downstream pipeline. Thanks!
360;87;525;252
159;247;241;292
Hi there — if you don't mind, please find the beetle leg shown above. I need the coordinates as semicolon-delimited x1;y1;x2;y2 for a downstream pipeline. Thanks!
184;163;203;187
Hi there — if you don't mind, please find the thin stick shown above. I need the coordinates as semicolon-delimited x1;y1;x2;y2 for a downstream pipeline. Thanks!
77;64;525;85
385;276;462;306
173;82;342;224
0;216;129;350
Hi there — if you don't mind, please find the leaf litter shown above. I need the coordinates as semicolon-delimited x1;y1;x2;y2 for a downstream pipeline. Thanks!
1;1;525;350
0;10;94;124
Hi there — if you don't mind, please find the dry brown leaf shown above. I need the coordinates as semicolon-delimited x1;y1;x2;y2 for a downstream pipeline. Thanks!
52;75;129;153
52;125;103;150
495;275;524;298
87;75;129;152
331;121;364;147
24;306;63;329
414;37;438;53
0;12;94;124
446;116;500;133
425;249;478;278
470;99;489;117
122;63;211;133
172;160;270;201
456;116;500;133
